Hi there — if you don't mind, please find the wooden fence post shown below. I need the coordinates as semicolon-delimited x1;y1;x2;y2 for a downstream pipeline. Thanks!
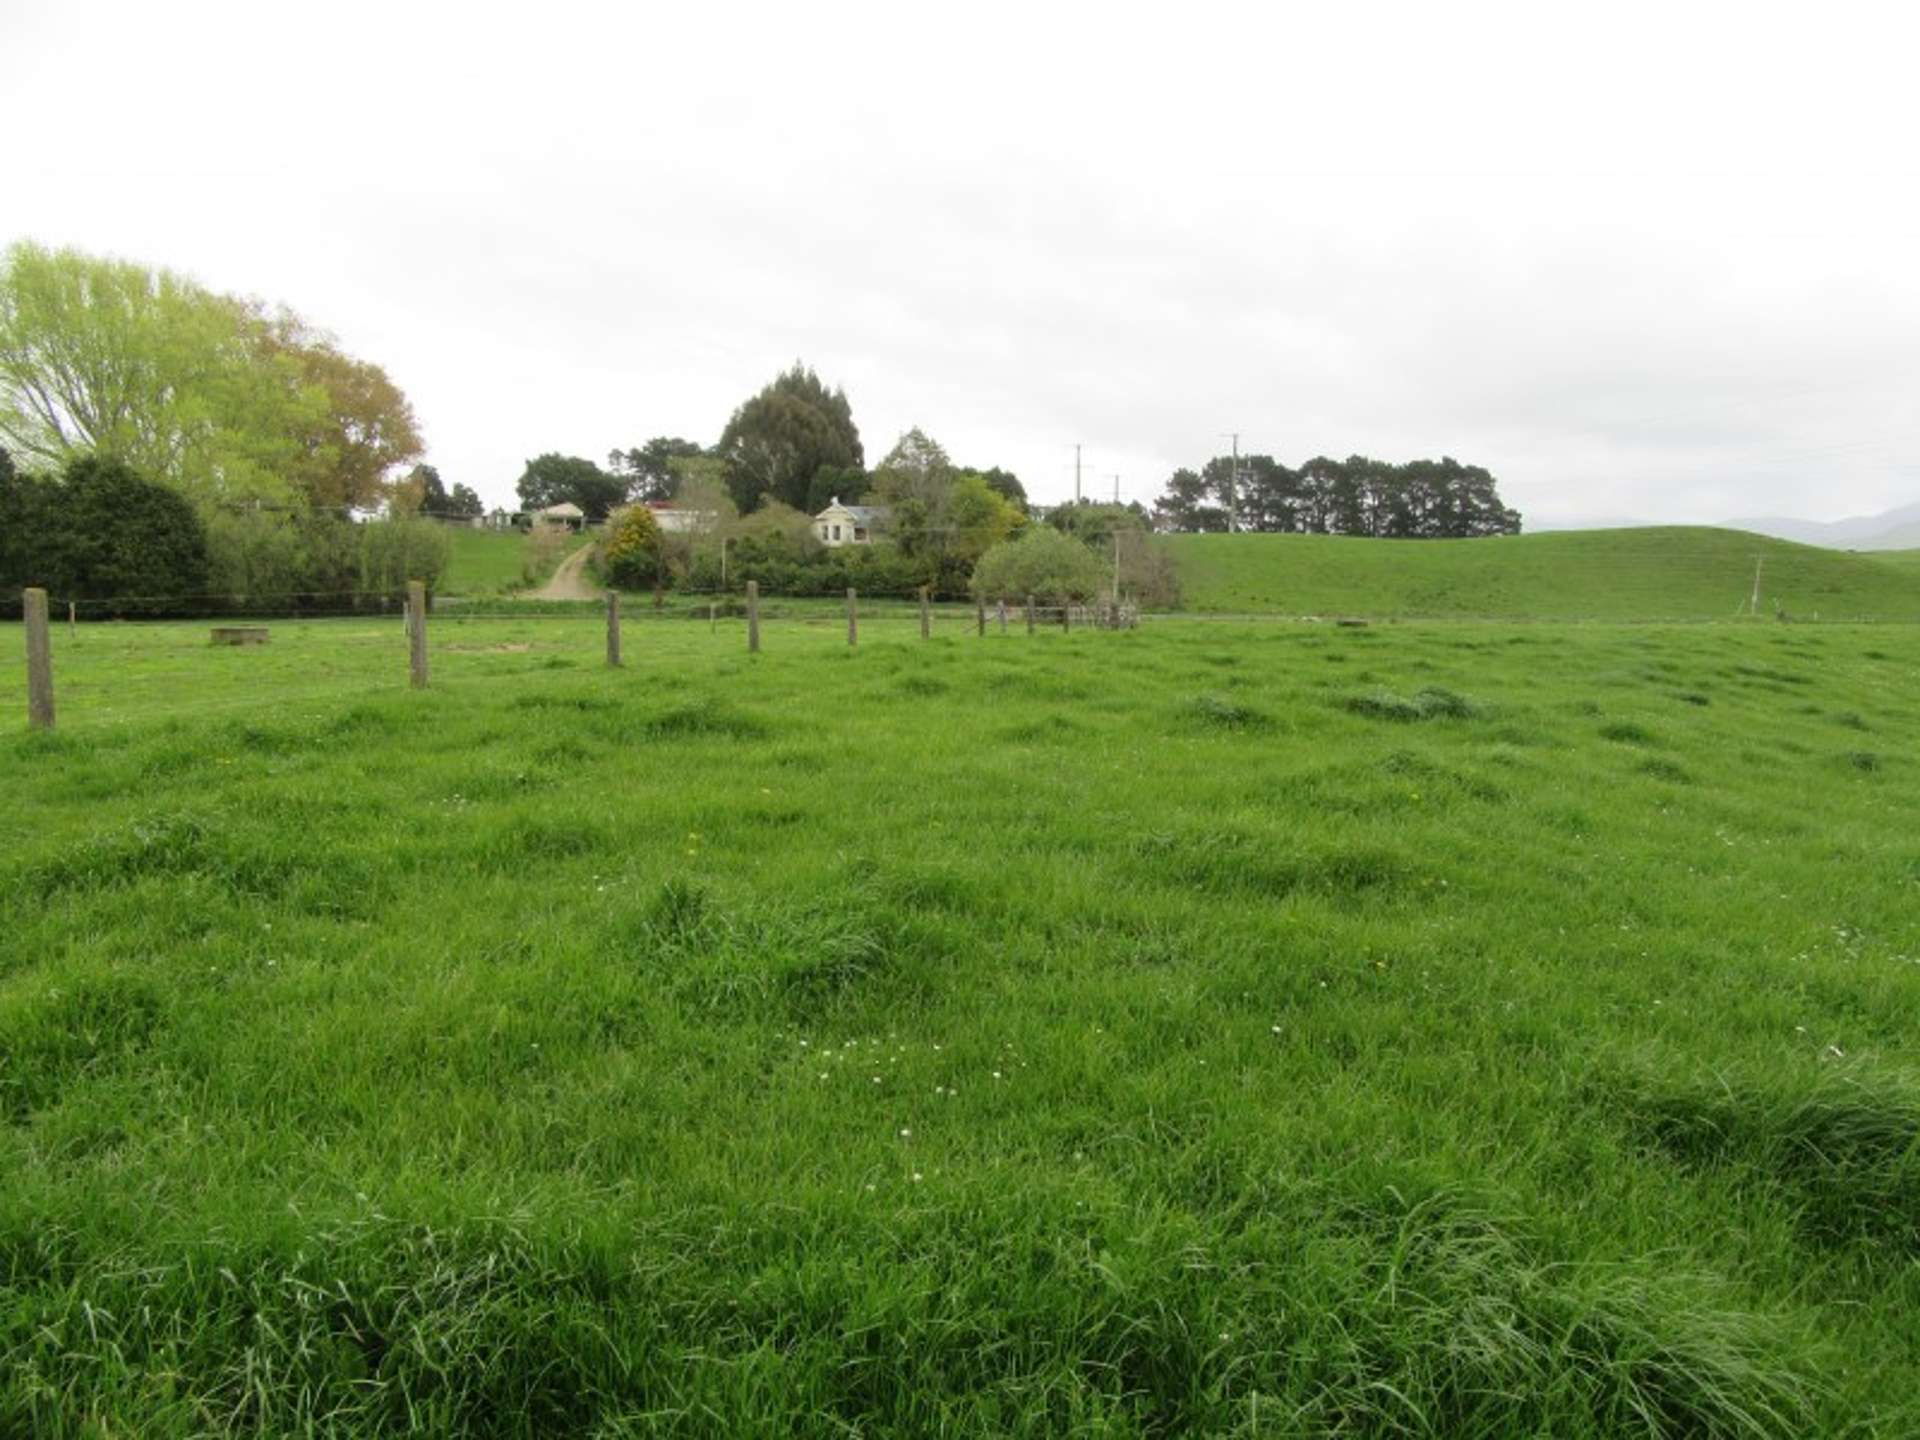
918;586;930;639
998;600;1007;633
606;590;622;667
747;580;761;653
408;580;428;688
67;600;76;642
24;587;53;731
847;588;858;647
1062;601;1071;634
976;596;986;636
1026;595;1036;635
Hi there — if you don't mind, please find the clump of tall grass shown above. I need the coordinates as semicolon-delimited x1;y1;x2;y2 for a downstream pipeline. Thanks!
1181;693;1270;730
1343;686;1480;721
0;1184;1818;1436
1607;1066;1920;1252
617;879;908;1019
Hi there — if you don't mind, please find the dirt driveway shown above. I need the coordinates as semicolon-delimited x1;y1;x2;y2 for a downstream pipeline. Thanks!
525;542;598;600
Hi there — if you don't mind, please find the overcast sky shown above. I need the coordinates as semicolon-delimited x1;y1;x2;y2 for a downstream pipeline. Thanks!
8;1;1918;525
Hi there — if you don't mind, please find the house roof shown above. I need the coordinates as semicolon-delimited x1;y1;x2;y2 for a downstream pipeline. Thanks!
815;497;888;526
536;502;584;518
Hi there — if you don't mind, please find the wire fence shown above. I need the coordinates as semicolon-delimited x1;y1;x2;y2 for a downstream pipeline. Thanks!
3;586;1146;735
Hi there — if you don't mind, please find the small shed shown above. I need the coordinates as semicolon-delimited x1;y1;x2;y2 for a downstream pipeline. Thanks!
534;502;586;532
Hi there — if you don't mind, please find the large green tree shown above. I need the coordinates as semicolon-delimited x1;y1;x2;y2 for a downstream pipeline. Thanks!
261;313;423;511
610;438;706;502
716;363;862;513
515;453;625;520
0;245;424;514
0;242;423;512
0;242;306;502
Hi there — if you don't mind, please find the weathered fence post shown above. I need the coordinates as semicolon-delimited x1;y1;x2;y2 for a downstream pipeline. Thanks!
747;580;761;653
847;588;858;647
709;600;716;634
997;600;1007;633
1062;601;1072;634
918;586;931;639
24;587;54;731
1026;595;1036;635
67;600;76;642
976;596;986;636
605;590;622;667
408;580;429;689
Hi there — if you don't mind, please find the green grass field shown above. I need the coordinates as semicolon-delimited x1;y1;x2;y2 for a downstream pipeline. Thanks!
3;612;1918;1435
442;528;592;596
1168;527;1920;621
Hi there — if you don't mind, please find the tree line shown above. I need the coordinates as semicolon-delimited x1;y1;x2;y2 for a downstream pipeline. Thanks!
1154;454;1521;537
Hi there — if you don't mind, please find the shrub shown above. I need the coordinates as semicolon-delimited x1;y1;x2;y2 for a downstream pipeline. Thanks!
970;526;1108;603
602;505;666;590
358;517;450;599
19;454;211;615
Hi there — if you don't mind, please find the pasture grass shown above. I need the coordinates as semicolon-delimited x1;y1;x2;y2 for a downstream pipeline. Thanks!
1169;527;1920;621
442;528;591;597
2;612;1918;1435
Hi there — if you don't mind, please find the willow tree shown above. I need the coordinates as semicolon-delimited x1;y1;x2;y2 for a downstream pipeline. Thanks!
0;241;421;511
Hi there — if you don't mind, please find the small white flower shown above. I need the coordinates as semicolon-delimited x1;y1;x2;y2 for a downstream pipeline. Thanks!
899;1128;912;1138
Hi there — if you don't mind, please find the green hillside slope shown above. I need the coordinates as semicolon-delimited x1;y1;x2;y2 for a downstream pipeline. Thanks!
442;527;593;596
1868;547;1920;576
1167;527;1920;620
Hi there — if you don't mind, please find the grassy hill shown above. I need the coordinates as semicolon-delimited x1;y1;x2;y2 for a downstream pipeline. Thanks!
442;526;591;596
1167;527;1920;621
1867;547;1920;575
3;615;1918;1431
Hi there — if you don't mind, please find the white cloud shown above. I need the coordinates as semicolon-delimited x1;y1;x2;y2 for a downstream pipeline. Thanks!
6;0;1918;521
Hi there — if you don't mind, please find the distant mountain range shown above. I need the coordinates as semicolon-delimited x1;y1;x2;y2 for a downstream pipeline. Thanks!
1721;500;1920;550
1532;500;1920;550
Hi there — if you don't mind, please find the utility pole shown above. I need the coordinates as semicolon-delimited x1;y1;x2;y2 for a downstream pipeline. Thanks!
1074;443;1083;506
1112;475;1121;505
1222;432;1240;534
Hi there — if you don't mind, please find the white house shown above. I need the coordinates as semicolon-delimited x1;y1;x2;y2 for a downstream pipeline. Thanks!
813;497;888;547
645;500;712;535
